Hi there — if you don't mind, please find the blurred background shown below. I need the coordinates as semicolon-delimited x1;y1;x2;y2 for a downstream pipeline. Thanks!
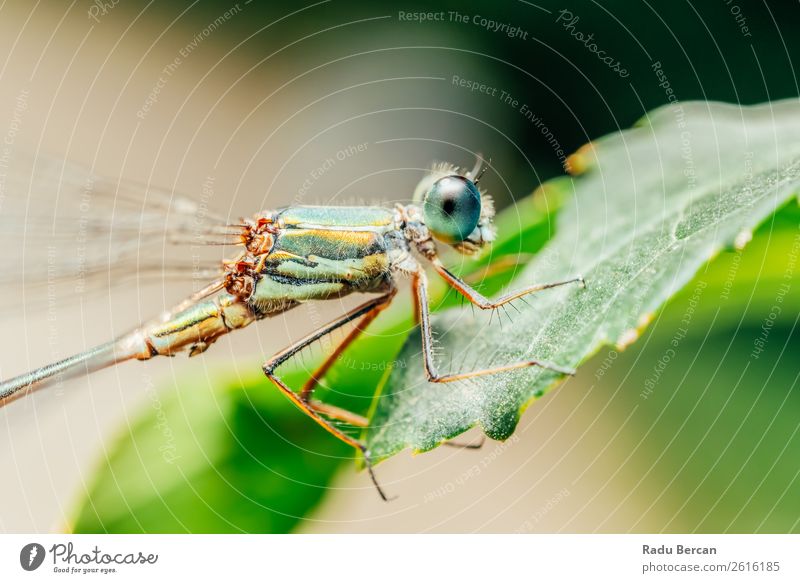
0;0;797;533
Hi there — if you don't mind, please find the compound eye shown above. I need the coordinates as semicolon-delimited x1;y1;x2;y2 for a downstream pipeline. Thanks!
422;175;481;243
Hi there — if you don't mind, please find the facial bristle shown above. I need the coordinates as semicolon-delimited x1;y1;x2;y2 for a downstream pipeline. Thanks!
480;194;496;220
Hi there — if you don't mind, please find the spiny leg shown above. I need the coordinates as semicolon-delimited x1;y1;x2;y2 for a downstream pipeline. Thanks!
412;270;576;382
262;290;396;501
263;371;392;497
299;287;397;404
297;288;397;426
429;256;585;309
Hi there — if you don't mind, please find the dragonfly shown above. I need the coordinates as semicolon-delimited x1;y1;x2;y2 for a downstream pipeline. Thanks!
0;153;584;500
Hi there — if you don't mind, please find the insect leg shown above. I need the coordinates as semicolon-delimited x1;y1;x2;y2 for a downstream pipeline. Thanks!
463;253;534;285
428;256;584;309
299;287;397;405
412;269;576;381
262;290;396;501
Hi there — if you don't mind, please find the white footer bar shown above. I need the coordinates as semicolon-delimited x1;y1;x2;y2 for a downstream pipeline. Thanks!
1;534;797;582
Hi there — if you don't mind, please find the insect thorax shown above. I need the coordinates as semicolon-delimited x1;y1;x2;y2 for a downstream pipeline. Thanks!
221;205;408;314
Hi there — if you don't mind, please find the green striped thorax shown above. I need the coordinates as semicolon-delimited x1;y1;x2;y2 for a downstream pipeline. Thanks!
412;162;496;254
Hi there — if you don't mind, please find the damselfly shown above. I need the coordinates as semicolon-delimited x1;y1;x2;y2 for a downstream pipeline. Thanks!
0;153;583;499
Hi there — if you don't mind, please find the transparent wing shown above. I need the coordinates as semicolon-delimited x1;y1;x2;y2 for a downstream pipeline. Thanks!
0;151;241;310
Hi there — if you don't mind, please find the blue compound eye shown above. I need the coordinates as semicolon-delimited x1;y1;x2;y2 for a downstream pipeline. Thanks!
422;175;481;243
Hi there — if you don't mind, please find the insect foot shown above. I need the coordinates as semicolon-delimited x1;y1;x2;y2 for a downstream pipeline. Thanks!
360;445;396;502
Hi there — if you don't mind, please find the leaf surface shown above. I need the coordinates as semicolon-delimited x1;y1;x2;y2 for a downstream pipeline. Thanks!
366;100;800;459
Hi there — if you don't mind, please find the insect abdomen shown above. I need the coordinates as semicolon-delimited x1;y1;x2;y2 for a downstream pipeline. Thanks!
144;293;257;357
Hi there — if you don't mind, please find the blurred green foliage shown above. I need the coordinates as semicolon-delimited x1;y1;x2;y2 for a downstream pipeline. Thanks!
72;368;349;533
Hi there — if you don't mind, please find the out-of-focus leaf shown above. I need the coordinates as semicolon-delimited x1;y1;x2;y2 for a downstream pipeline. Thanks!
71;369;349;533
595;283;800;533
367;100;800;460
665;201;800;330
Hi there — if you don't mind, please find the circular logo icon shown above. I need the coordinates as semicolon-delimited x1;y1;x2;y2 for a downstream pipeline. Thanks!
20;543;46;571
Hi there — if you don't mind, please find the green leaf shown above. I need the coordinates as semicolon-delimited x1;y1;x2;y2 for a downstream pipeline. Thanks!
664;201;800;331
366;100;800;459
71;368;350;533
